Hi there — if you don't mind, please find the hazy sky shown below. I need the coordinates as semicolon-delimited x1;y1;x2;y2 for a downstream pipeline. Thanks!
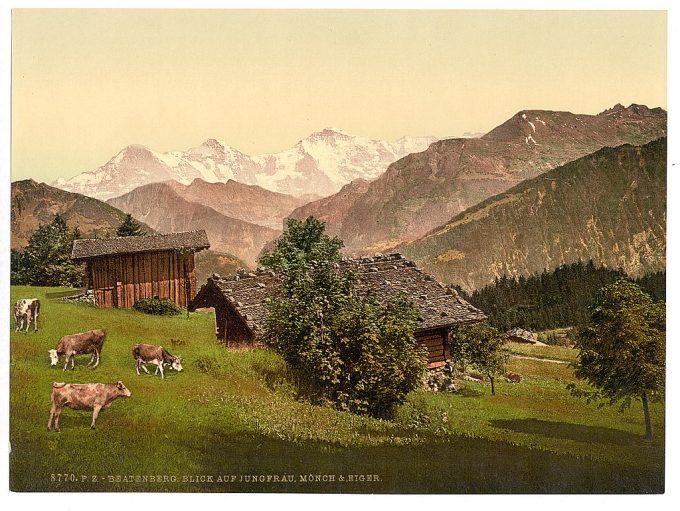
12;9;667;183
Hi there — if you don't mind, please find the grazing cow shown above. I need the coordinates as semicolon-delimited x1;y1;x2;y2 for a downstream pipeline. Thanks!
13;298;40;332
49;330;106;371
132;343;182;379
505;372;522;383
47;381;131;431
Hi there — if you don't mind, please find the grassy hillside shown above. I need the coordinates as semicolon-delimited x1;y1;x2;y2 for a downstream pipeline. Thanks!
9;286;664;493
405;138;666;291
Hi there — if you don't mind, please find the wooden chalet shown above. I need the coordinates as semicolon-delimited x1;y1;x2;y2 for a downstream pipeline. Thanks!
189;253;486;369
71;230;210;309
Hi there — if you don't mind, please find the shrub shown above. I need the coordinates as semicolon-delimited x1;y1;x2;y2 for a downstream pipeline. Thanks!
133;297;181;316
261;217;427;419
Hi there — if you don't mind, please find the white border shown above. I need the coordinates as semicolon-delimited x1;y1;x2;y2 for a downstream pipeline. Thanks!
0;2;676;511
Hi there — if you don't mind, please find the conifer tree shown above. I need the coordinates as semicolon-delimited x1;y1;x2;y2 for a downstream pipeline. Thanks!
116;214;146;237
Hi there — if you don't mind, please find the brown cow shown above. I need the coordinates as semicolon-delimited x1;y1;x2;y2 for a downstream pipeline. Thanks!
49;330;106;370
47;381;131;431
132;343;182;379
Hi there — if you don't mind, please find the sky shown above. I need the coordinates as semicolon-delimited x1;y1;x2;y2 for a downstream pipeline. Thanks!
11;9;667;183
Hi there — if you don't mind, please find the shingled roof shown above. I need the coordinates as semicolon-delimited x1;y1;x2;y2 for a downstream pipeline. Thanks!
189;252;486;340
71;230;210;260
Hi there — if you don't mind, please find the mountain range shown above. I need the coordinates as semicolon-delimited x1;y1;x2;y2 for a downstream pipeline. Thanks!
54;129;438;200
403;138;667;291
10;179;155;249
290;103;666;254
17;104;667;292
10;179;248;282
107;181;281;265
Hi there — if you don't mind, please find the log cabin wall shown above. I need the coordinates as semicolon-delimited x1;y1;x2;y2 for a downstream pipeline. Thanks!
88;249;198;309
414;328;450;369
214;301;255;347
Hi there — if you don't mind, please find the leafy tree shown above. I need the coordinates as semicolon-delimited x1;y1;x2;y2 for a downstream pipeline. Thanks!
454;322;509;395
260;217;427;418
568;280;665;440
14;215;83;287
116;213;146;237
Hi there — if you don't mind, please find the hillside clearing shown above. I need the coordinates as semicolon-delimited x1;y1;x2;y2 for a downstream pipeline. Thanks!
9;286;664;493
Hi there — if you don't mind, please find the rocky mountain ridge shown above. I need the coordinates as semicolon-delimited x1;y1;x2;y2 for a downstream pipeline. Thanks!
107;182;280;265
10;179;155;249
403;138;667;291
291;103;666;254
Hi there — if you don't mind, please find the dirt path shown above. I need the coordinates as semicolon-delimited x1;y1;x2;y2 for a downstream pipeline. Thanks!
510;355;571;365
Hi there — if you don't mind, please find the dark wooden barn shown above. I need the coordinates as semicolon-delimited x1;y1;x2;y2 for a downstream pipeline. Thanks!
71;230;210;309
189;253;486;369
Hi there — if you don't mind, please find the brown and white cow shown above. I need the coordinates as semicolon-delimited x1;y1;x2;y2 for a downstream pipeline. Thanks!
132;343;183;379
13;298;40;332
49;329;106;371
47;381;131;431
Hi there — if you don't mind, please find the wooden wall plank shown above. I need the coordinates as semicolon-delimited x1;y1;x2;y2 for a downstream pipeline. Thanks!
126;255;133;308
149;253;154;297
145;253;152;298
179;253;186;307
160;252;167;299
189;253;197;301
140;253;146;299
152;252;158;298
168;251;176;302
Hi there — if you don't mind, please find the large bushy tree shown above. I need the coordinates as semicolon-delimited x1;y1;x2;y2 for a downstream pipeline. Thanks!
260;217;427;418
116;213;146;237
568;280;665;440
12;215;84;287
453;322;509;395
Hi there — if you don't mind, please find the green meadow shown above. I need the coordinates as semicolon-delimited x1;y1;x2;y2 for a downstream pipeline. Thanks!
9;286;664;493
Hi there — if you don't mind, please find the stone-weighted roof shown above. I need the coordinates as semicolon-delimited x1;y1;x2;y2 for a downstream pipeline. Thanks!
505;327;538;343
190;252;486;340
71;230;210;260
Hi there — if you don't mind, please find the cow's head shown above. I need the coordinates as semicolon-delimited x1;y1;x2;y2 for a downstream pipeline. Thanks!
171;355;183;372
48;349;59;366
116;381;132;397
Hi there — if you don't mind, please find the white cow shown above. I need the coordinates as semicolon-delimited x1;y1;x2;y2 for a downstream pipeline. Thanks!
13;299;40;332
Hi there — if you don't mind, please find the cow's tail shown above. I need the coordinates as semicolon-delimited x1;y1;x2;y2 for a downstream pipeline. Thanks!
132;344;140;360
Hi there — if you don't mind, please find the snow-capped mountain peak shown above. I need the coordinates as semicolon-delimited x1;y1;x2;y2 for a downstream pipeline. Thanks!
53;130;439;200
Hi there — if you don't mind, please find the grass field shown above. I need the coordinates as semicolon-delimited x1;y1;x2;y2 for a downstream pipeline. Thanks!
506;342;577;362
9;286;665;493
